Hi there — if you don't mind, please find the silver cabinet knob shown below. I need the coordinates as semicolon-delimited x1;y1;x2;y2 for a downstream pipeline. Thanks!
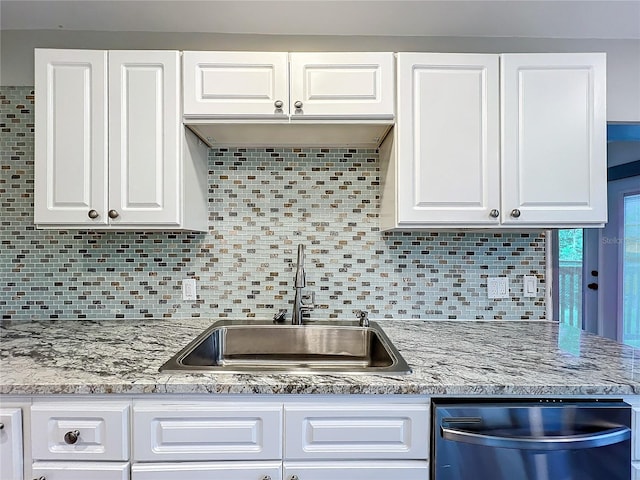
489;209;500;218
88;209;99;219
64;430;80;445
290;476;299;480
294;100;303;109
510;209;521;218
274;100;284;109
0;422;4;429
261;476;271;480
108;209;119;219
33;477;46;480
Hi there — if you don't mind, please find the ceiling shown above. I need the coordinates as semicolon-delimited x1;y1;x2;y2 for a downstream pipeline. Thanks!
2;0;640;40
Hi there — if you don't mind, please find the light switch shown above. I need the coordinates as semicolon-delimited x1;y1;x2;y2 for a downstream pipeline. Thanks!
523;275;537;298
182;278;197;301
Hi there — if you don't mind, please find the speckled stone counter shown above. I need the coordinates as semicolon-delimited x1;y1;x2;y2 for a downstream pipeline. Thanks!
1;319;639;396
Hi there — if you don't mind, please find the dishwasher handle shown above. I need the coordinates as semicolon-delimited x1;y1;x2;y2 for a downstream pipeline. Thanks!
441;425;631;451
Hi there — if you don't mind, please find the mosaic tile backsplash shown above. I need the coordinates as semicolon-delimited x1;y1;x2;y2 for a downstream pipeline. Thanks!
1;86;546;321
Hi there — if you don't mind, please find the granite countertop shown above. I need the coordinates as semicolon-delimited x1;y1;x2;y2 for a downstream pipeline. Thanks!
1;318;639;396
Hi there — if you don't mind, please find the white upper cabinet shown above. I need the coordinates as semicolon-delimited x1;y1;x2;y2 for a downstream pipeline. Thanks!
394;53;500;227
501;53;607;226
34;49;108;226
35;49;209;231
183;51;395;120
383;52;607;230
289;52;395;119
183;51;289;118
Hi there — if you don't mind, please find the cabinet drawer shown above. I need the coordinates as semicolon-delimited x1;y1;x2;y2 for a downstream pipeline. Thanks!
132;461;282;480
32;461;129;480
633;403;640;460
284;404;429;460
31;402;130;461
284;460;429;480
0;407;23;480
133;402;282;461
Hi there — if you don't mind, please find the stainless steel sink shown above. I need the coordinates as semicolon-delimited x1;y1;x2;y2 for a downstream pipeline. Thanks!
159;320;411;375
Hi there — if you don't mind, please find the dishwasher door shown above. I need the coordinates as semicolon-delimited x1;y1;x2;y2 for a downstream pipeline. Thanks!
432;400;631;480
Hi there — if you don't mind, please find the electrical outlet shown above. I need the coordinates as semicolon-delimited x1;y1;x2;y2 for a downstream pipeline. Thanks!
182;278;197;301
487;277;509;299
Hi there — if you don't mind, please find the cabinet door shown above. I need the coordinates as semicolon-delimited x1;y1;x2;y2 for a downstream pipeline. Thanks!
501;53;607;226
108;50;181;226
34;49;108;226
133;402;282;461
284;403;429;460
284;460;429;480
31;402;130;461
183;51;289;118
0;408;23;480
32;462;129;480
289;52;395;119
132;461;282;480
395;53;500;226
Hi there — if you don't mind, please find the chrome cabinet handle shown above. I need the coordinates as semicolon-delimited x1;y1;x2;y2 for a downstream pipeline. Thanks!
294;100;303;109
489;209;500;218
88;209;99;219
0;422;4;429
290;476;299;480
274;100;284;109
108;209;119;219
261;476;272;480
33;477;46;480
64;429;80;445
510;209;521;218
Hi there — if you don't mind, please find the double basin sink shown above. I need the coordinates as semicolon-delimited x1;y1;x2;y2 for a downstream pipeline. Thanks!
160;320;411;375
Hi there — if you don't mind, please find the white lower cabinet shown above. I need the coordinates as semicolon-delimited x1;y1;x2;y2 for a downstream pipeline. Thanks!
30;401;130;480
634;461;640;480
284;404;429;460
284;461;429;480
130;399;429;478
0;407;24;480
132;402;282;462
31;402;130;462
31;461;129;479
132;461;282;480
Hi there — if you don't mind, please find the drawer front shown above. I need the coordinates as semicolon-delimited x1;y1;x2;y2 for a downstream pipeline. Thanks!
31;402;130;461
284;404;429;460
133;402;282;461
132;461;283;480
284;460;429;480
0;407;23;480
32;461;129;480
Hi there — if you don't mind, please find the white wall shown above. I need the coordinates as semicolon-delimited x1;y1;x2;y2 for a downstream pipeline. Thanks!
2;29;639;121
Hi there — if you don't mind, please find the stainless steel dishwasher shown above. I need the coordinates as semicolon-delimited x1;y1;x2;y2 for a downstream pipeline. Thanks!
432;399;631;480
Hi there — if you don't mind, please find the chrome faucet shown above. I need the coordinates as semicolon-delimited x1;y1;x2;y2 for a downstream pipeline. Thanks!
292;244;314;325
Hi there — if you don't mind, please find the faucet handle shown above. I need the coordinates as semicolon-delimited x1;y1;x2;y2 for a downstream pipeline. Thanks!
273;309;288;323
355;310;370;327
301;292;315;311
